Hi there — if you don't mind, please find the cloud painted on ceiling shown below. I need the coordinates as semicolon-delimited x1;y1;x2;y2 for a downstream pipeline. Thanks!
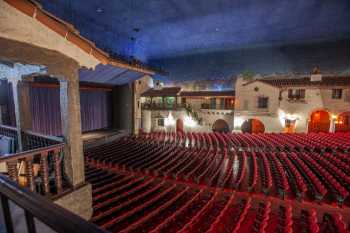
39;0;350;83
40;0;350;61
150;40;350;82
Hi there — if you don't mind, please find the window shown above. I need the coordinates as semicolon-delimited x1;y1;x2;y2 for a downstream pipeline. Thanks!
288;89;305;100
220;98;225;109
157;118;164;127
210;98;216;109
258;97;268;108
181;97;186;104
332;89;342;99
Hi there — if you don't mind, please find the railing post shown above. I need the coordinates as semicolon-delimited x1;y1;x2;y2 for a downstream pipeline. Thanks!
0;195;14;233
25;156;35;192
6;161;18;182
54;149;63;193
40;152;50;195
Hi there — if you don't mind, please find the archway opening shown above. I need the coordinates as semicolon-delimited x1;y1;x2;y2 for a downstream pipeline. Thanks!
241;119;265;133
335;112;350;132
308;110;330;133
176;119;184;134
212;119;229;133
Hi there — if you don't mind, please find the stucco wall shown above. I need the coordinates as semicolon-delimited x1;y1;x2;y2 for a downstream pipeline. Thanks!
234;77;350;133
142;109;233;133
0;1;99;69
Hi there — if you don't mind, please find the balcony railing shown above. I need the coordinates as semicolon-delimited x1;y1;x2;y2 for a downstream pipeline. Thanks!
200;103;234;110
0;174;105;233
142;103;186;110
0;125;68;197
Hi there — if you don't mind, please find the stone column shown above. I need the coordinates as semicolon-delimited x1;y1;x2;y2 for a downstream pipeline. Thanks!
11;77;23;151
59;76;85;186
17;81;32;131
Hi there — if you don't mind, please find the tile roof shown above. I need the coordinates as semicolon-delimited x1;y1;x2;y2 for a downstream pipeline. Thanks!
246;76;350;88
180;90;235;97
4;0;155;75
141;87;182;97
79;64;146;85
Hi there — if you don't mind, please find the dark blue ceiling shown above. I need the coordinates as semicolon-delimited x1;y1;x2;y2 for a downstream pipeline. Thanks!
40;0;350;81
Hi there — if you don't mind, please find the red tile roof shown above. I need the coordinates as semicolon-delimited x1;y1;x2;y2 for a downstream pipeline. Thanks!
4;0;155;75
245;76;350;88
180;90;235;97
141;87;182;97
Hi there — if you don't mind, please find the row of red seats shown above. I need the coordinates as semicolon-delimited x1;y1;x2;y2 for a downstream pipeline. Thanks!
85;163;349;233
142;131;350;151
85;137;350;204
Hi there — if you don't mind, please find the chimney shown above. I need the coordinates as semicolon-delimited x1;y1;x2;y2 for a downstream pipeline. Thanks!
310;67;322;82
310;74;322;82
154;81;163;90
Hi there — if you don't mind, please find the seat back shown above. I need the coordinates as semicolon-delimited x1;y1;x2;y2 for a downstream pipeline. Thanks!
0;135;14;155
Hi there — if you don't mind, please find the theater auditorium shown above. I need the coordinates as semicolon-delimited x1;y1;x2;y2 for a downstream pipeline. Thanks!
0;0;349;232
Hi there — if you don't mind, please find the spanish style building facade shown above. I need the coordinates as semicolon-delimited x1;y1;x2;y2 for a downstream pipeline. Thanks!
234;74;350;133
134;77;235;133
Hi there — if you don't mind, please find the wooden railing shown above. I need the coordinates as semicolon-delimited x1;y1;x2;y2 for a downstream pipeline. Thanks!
0;174;105;233
0;143;66;196
0;125;68;197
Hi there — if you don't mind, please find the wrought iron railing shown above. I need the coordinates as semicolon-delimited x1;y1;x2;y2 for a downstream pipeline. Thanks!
141;103;186;110
0;125;62;152
22;130;63;150
0;124;18;139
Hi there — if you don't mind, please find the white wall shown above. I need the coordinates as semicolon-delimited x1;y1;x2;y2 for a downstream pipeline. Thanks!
234;76;350;133
142;109;234;133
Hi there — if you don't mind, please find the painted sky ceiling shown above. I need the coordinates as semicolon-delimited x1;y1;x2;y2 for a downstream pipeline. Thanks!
40;0;350;82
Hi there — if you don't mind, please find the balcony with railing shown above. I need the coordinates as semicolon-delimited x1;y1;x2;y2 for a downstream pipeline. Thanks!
0;124;105;233
200;103;234;110
141;102;186;111
0;125;67;197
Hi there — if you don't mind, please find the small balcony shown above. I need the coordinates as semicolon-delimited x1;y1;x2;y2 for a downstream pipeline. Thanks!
200;103;234;110
141;103;186;111
287;97;307;103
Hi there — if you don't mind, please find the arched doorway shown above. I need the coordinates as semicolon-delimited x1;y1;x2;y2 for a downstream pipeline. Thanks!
241;119;265;133
176;119;184;133
212;119;230;133
308;110;330;133
335;112;350;132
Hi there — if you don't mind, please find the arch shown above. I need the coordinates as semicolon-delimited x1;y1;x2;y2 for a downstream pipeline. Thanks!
176;119;184;133
335;111;350;132
308;110;330;133
212;119;230;133
241;119;265;133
